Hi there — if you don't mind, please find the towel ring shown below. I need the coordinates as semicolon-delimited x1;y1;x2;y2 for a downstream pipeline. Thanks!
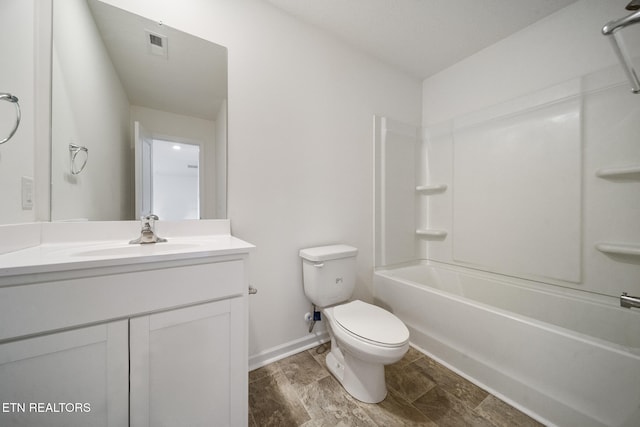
0;93;21;144
69;143;89;175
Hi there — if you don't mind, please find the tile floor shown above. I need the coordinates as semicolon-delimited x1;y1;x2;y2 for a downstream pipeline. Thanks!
249;344;544;427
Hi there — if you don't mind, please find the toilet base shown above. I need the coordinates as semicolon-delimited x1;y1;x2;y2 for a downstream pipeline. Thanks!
325;346;387;404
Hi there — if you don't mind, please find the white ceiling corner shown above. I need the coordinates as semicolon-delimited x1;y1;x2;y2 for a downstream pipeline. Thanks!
263;0;580;80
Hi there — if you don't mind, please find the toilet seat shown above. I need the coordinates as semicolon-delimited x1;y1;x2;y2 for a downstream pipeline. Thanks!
322;300;410;403
332;300;409;348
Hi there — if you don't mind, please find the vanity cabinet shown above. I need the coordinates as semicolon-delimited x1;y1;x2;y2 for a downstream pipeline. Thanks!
0;249;250;427
130;298;246;427
0;321;129;427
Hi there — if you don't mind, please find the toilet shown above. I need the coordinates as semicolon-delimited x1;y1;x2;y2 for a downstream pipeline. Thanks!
299;244;409;403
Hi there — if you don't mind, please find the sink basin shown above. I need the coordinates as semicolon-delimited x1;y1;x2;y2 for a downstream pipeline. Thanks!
70;242;201;258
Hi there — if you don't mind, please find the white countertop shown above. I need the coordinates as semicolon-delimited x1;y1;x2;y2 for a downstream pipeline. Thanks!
0;220;254;280
0;235;254;279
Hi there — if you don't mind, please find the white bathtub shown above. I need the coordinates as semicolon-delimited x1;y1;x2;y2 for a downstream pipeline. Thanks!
373;262;640;427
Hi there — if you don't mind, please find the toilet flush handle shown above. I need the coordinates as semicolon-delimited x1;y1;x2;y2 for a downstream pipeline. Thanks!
313;262;324;268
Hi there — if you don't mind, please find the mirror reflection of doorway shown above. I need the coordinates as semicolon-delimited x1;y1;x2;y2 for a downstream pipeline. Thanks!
135;121;201;220
152;139;200;220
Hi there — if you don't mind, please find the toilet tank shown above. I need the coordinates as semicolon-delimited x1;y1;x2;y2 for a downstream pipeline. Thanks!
299;245;358;308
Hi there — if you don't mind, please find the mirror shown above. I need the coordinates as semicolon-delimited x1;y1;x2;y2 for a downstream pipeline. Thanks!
0;0;45;226
51;0;227;221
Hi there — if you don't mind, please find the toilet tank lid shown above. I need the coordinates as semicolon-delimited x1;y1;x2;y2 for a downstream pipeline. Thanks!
299;245;358;262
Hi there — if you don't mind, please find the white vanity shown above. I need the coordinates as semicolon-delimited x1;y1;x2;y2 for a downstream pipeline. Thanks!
0;220;253;427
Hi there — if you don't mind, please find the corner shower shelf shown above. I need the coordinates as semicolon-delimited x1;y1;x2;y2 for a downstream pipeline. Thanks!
595;165;640;180
416;229;448;238
596;243;640;257
416;184;448;194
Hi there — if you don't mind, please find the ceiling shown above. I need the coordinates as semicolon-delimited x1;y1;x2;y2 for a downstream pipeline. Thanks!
87;0;227;121
264;0;579;80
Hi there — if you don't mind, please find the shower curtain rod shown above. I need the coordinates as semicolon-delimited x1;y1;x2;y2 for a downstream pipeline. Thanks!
602;10;640;93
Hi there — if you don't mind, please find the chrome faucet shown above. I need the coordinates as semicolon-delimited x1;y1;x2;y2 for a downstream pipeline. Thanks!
129;214;167;244
620;292;640;309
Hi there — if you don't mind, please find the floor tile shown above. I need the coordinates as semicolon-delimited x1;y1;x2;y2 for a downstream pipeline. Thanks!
385;356;437;403
277;348;329;392
412;386;495;427
308;342;330;370
249;344;545;427
413;357;489;408
299;375;378;426
249;370;311;426
476;395;545;427
249;362;281;384
357;388;437;426
299;417;373;427
248;407;258;427
395;346;426;368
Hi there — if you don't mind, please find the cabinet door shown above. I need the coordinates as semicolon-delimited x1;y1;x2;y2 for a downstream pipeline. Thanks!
0;320;129;427
130;297;247;427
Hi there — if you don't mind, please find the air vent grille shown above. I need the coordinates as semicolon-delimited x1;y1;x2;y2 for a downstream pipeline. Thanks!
149;33;163;47
145;30;168;58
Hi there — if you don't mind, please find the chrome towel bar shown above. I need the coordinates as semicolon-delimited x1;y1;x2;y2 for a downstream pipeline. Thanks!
621;293;640;309
69;143;89;175
0;92;21;144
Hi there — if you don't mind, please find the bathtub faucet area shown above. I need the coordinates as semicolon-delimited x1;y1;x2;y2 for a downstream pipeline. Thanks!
621;292;640;309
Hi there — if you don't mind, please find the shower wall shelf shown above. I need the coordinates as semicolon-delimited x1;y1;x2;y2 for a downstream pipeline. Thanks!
416;184;448;194
595;165;640;179
596;243;640;257
416;229;448;238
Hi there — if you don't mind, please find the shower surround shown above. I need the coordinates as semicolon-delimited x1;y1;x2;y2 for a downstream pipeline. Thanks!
373;63;640;426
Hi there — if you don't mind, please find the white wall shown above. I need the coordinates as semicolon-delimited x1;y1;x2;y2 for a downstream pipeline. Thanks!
421;0;640;297
51;0;131;221
423;0;639;125
102;0;422;362
0;0;36;224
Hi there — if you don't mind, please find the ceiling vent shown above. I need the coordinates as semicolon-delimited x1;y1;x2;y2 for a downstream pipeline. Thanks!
145;30;168;58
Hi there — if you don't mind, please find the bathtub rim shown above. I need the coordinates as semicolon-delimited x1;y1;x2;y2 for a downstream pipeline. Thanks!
376;259;620;305
374;269;640;426
374;260;640;357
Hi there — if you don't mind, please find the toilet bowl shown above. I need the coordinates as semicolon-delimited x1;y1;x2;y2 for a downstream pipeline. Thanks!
299;245;410;403
323;300;409;403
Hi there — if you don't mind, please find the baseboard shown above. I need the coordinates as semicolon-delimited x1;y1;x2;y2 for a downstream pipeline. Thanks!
249;331;330;371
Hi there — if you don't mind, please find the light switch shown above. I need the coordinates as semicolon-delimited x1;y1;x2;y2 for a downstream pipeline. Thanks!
21;176;33;210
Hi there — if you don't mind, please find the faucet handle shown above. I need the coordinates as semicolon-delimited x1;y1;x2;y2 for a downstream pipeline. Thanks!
140;214;159;232
141;214;159;224
131;213;167;244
